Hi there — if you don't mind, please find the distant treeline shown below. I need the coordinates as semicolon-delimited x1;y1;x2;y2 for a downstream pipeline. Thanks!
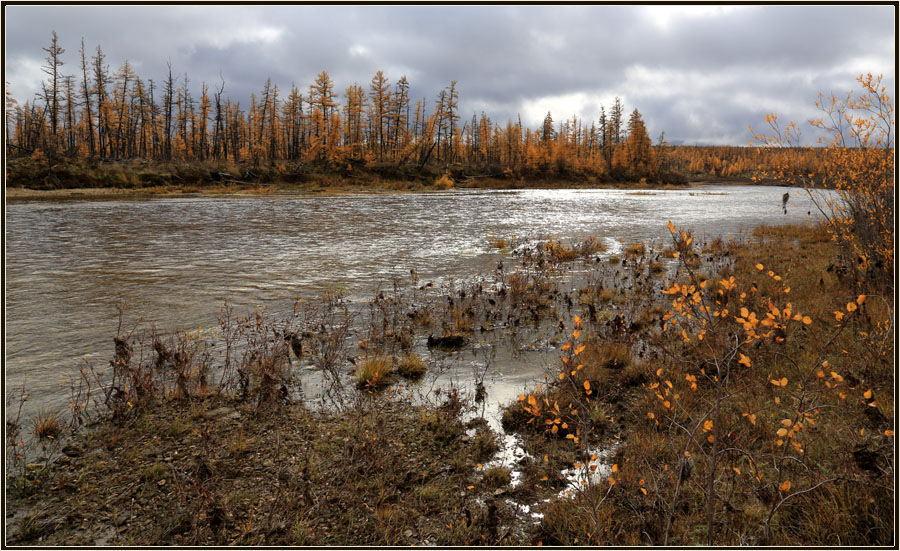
6;32;828;184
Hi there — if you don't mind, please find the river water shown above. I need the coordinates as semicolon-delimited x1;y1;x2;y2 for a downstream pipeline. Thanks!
5;185;820;419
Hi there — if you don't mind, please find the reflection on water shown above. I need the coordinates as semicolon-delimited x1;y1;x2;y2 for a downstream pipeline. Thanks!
5;185;820;416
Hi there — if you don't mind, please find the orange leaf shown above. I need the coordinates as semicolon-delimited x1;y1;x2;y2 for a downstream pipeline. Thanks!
779;480;791;493
738;353;751;367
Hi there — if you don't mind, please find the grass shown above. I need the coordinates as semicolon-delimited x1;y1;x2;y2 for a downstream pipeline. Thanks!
141;463;170;482
541;236;606;262
355;355;394;388
595;341;631;369
32;410;64;440
8;390;522;546
395;353;427;379
624;242;646;256
483;466;511;488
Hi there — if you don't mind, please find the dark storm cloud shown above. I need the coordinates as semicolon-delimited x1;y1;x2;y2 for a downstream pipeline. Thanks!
4;4;894;145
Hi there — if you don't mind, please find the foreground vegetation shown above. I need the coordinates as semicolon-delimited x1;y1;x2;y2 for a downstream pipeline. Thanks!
5;216;893;545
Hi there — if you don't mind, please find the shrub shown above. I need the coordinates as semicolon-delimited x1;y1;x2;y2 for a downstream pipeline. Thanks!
434;174;454;190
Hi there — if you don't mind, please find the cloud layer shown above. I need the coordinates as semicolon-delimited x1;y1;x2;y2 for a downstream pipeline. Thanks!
4;5;895;145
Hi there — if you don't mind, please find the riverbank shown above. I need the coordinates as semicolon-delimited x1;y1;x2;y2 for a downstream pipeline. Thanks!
5;156;697;201
4;180;693;201
5;223;893;546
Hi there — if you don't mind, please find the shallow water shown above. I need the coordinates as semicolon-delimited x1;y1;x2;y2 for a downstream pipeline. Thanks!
5;185;821;419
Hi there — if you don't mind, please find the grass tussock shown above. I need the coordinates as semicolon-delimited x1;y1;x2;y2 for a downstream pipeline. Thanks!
355;355;394;388
32;411;64;441
624;242;646;256
395;353;427;379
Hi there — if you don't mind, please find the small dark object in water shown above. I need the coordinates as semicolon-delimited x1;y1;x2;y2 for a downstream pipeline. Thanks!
474;381;486;403
427;334;467;349
782;192;790;215
113;337;132;366
283;331;303;359
153;338;172;368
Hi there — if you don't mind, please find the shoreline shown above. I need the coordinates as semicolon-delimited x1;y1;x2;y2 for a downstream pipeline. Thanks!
5;179;770;202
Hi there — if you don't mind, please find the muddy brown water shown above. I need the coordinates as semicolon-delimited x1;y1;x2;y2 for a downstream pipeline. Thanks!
6;185;824;423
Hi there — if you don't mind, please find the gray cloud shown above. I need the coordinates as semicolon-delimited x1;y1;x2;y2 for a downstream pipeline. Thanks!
4;4;894;145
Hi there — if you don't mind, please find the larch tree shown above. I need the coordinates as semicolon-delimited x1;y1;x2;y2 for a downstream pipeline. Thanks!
368;70;390;160
309;70;337;143
444;81;459;163
610;97;624;145
623;108;655;176
78;39;96;157
40;31;65;145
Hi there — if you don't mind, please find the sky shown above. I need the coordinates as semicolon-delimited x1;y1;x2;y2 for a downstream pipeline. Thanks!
4;4;895;145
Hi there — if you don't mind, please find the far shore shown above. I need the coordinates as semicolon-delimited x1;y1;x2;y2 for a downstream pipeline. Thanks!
3;178;779;202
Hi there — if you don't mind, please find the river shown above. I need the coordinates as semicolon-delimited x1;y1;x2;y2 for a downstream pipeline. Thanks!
5;185;821;420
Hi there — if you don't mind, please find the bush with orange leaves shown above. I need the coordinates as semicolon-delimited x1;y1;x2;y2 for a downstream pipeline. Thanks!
626;221;893;545
752;73;894;294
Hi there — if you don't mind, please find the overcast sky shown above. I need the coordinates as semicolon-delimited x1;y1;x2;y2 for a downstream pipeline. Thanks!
4;5;895;145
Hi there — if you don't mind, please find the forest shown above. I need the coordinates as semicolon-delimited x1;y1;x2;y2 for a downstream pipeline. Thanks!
6;33;833;190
